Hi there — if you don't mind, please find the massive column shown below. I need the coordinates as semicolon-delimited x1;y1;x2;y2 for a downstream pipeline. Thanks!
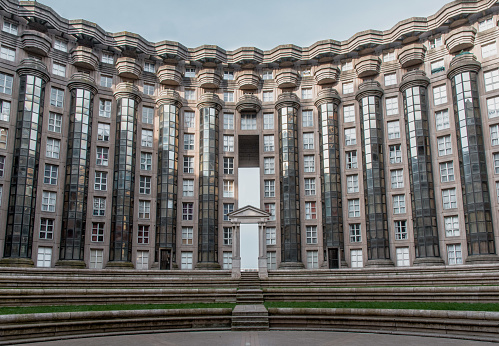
355;81;393;267
276;92;303;268
314;89;345;267
108;83;141;268
400;71;443;265
57;74;98;268
447;54;498;263
196;93;222;269
1;59;49;266
155;90;182;269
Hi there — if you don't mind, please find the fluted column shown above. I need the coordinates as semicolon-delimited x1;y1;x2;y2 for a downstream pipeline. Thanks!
196;93;222;269
276;92;303;268
314;89;345;267
57;74;98;268
400;71;443;265
355;81;393;267
155;90;182;269
1;59;49;267
108;83;141;267
447;54;498;263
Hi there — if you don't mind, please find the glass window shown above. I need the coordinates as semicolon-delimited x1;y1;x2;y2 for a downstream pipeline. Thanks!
306;226;318;244
263;91;274;102
241;114;257;130
442;188;457;209
223;71;234;80
429;36;443;49
138;200;151;219
303;155;315;173
50;88;64;107
479;17;494;31
184;111;195;128
264;113;274;130
307;250;319;269
389;144;402;164
46;138;60;159
343;105;355;123
0;73;13;95
264;135;274;152
53;40;67;52
385;97;398;116
1;46;15;61
0;128;7;149
48;113;62;133
223;135;234;152
181;252;193;270
304;178;316;195
485;69;499;92
223;157;234;175
487;96;499;118
387;121;400;139
94;172;107;191
52;62;66;77
224;91;234;102
141;129;153;147
223;180;234;198
39;218;54;240
265;203;276;221
262;71;273;80
142;107;154;124
139;176;151;195
0;155;4;177
182;179;194;197
223;227;232;246
91;223;104;242
430;59;445;74
184;89;195;100
182;202;194;220
435;110;450;130
0;100;10;121
144;62;155;73
433;85;447;105
482;42;497;58
347;175;359;193
2;21;17;35
266;227;276;245
341;61;352;71
183;156;194;173
93;197;106;216
101;52;113;64
302;110;313;127
41;191;56;212
305;201;317;220
144;83;155;96
390;169;404;188
437;135;452;156
303;133;314;150
447;244;462;265
346;151;358;169
96;147;109;166
140;152;152;170
264;180;275;197
182;227;193;245
97;123;110;141
43;164;58;185
349;224;361;242
267;251;277;270
100;75;112;88
394;220;408;240
264;157;275;174
301;88;312;99
348;199;360;217
99;99;112;118
342;82;353;94
223;113;234;130
185;68;196;78
383;51;395;62
440;162;455;182
137;225;149;244
393;195;406;214
183;133;195;150
444;216;460;237
223;203;234;221
384;73;396;86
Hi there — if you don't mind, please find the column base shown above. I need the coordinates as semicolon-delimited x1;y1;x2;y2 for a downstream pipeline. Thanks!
0;258;34;267
258;256;268;279
232;257;241;279
340;260;348;268
278;261;304;269
366;259;394;267
465;254;499;264
55;260;86;269
195;262;221;270
413;257;445;266
105;261;134;269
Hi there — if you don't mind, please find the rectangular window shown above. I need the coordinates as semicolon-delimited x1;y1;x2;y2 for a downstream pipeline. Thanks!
184;89;195;100
394;220;408;240
137;225;149;244
0;73;13;95
347;175;359;193
264;113;274;130
435;109;450;130
39;218;54;240
223;157;234;175
46;138;60;159
90;250;104;269
100;75;112;88
390;169;404;188
94;172;108;191
387;121;400;139
142;107;154;124
349;224;362;243
224;91;234;102
52;62;66;77
440;162;455;182
264;135;274;152
141;129;153;147
302;110;313;127
223;203;234;221
482;42;497;58
0;46;15;61
383;51;396;62
266;228;277;245
141;152;152;170
342;82;353;94
43;164;58;185
262;71;273;80
447;244;463;265
223;71;234;80
139;176;151;195
143;83;155;96
97;123;110;142
185;68;196;78
0;156;4;177
348;199;360;217
433;85;447;105
429;36;443;49
492;125;499;146
306;226;318;244
223;135;234;152
241;113;257;130
301;88;312;99
350;249;363;268
223;227;232;246
444;216;460;237
48;113;62;133
341;61;352;71
96;147;109;166
303;133;314;150
305;201;317;220
307;250;319;269
0;100;10;121
265;203;276;221
344;128;356;146
346;151;358;169
487;96;499;118
343;105;355;123
182;179;194;197
50;88;64;107
437;135;452;156
91;222;105;242
267;252;277;270
264;157;275;174
223;180;234;198
144;62;155;73
2;22;17;35
182;202;194;220
223;252;232;269
99;99;112;118
396;247;410;266
304;178;316;195
183;133;195;150
485;69;499;92
183;156;194;173
136;251;149;270
442;188;457;209
93;197;106;216
36;247;52;268
101;52;113;64
0;128;6;149
479;17;494;31
181;252;193;270
263;91;274;102
182;227;193;245
184;111;195;128
223;113;234;130
393;195;406;214
264;180;275;198
303;155;315;173
494;153;499;174
41;191;56;212
138;200;151;219
385;97;398;116
388;144;402;164
430;59;445;74
384;73;396;86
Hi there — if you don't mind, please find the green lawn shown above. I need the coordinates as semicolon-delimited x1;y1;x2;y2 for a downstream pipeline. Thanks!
264;301;499;312
0;302;236;315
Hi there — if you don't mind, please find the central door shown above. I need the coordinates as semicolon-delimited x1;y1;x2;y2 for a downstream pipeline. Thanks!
238;167;260;270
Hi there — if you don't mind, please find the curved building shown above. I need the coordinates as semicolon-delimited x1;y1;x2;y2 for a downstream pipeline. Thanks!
0;0;499;270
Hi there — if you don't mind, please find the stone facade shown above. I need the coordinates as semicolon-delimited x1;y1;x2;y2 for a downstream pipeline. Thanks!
0;0;499;269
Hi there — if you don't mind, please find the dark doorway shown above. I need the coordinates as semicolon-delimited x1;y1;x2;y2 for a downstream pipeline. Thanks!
238;135;259;167
328;248;339;269
160;249;171;270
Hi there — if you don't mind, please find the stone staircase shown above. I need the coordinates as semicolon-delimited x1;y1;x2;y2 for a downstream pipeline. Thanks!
231;271;269;331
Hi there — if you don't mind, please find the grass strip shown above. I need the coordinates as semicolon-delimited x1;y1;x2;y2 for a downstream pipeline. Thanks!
264;301;499;312
0;302;236;315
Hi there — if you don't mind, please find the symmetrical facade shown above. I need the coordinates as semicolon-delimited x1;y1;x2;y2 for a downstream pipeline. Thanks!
1;0;499;270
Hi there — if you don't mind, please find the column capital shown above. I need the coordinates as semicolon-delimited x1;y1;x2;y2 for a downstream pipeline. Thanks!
314;88;341;108
113;82;142;103
196;92;223;111
67;73;98;95
16;58;50;82
156;89;183;108
447;53;481;80
355;80;384;101
275;92;300;110
236;94;261;113
399;70;430;92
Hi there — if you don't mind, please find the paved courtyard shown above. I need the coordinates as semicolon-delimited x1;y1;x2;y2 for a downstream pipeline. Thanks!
26;331;497;346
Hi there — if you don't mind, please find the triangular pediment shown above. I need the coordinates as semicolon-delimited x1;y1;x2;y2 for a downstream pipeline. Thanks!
227;205;271;223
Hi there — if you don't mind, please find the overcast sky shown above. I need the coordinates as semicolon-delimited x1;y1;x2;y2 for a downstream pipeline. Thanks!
39;0;452;50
